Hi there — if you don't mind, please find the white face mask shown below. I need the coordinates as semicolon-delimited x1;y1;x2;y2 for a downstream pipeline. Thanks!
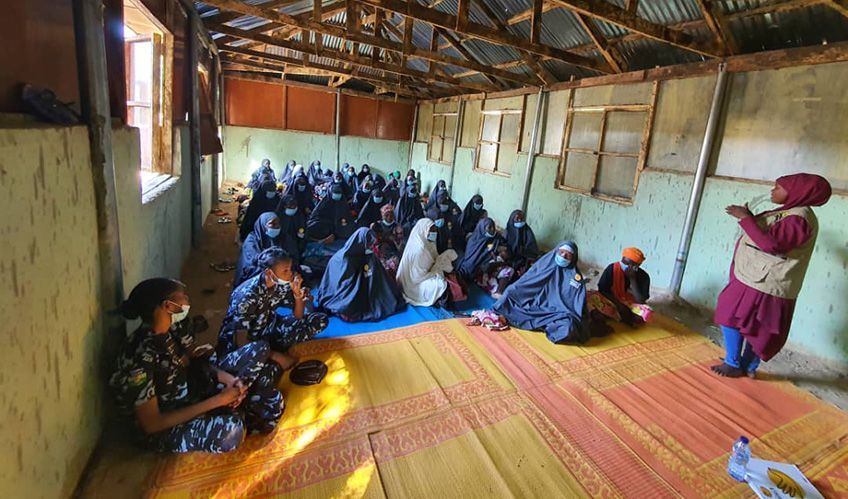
269;269;290;286
166;301;190;323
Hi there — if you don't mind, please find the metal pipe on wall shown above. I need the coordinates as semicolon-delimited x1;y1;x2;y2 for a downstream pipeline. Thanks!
72;0;125;343
669;63;730;294
335;89;341;171
188;10;203;248
447;99;464;193
406;101;418;173
521;87;545;213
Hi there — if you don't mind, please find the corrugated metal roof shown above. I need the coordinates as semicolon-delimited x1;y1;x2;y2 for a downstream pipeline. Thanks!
209;0;848;98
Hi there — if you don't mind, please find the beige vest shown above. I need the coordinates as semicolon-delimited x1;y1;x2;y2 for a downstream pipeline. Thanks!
733;206;818;299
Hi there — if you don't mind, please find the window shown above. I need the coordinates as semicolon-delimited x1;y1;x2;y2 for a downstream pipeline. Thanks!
124;0;174;193
556;98;655;202
428;108;458;164
475;108;522;176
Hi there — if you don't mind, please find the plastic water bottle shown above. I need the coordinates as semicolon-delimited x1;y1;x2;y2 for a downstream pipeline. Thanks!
728;436;751;481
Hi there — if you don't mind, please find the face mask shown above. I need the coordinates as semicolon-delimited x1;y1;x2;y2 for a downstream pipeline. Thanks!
285;207;298;216
382;219;395;227
331;193;342;201
167;302;190;323
348;170;355;177
364;187;372;193
555;254;571;268
373;196;383;203
439;203;449;212
485;231;496;238
269;270;290;286
407;179;415;186
364;248;374;255
265;191;276;199
333;179;341;184
266;227;281;239
513;222;525;229
473;202;483;210
408;192;416;199
297;185;306;192
427;232;438;242
434;218;445;228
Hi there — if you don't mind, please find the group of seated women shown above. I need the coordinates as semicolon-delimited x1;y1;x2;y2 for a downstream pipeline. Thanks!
111;158;653;456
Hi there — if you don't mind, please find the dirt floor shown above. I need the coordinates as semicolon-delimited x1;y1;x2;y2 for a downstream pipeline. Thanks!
73;181;848;498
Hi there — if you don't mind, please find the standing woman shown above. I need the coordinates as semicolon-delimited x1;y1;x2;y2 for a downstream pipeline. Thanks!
504;210;540;274
712;174;832;378
111;279;285;453
235;213;284;287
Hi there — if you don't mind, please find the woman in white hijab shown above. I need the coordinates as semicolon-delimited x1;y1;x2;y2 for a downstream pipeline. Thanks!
397;218;458;306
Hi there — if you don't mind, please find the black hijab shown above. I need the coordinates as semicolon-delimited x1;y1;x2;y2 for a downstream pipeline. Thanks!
235;212;283;286
382;178;401;205
355;190;388;228
352;180;375;213
459;195;485;235
306;160;323;186
240;179;281;241
369;172;387;191
248;159;276;191
316;228;406;322
283;176;316;216
400;174;418;197
275;195;308;263
279;159;296;186
342;163;358;194
395;186;424;233
504;210;539;263
306;184;354;241
356;164;372;183
331;171;353;199
425;180;448;210
456;218;504;278
493;241;589;344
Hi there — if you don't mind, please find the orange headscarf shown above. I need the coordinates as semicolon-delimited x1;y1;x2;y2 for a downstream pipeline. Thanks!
613;248;645;305
622;247;645;265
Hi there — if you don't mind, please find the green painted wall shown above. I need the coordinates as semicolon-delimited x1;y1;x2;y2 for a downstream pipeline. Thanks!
222;126;410;183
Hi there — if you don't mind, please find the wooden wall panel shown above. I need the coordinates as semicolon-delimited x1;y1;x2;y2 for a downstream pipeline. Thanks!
0;0;79;113
225;78;285;129
286;86;336;134
104;0;128;122
340;94;378;138
377;100;415;141
170;3;189;121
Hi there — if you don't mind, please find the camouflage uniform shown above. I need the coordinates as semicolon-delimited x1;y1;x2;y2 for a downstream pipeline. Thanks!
110;320;284;454
217;273;328;357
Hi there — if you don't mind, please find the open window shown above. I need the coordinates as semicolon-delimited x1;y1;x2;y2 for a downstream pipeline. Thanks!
124;0;174;197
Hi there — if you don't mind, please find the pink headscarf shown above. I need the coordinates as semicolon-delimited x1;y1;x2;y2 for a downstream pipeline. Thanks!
776;173;832;210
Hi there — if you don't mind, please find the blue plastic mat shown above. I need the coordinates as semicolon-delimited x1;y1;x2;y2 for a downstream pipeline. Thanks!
276;284;497;338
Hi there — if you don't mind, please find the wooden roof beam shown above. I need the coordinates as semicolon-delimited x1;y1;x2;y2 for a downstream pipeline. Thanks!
574;14;628;73
694;0;737;55
351;0;612;72
435;28;505;89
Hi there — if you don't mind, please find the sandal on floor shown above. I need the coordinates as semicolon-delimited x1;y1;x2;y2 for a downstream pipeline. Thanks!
217;217;232;224
290;360;328;386
211;209;227;216
218;197;233;203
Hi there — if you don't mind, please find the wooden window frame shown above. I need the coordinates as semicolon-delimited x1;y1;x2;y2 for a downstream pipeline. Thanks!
428;111;458;165
555;82;659;204
474;108;523;177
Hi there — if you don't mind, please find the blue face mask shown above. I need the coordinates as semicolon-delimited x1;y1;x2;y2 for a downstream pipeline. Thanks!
364;248;374;255
408;192;416;199
334;178;341;184
407;179;415;186
285;207;298;216
439;203;449;212
473;202;483;210
382;219;395;227
266;227;281;238
364;187;372;193
485;231;496;238
297;185;306;192
348;170;355;177
265;191;276;199
434;218;445;228
373;196;383;203
331;193;342;201
427;232;438;242
513;222;525;229
555;254;571;267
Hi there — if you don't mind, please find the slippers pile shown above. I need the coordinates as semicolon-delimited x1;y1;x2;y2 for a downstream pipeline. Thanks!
217;217;232;224
218;197;233;203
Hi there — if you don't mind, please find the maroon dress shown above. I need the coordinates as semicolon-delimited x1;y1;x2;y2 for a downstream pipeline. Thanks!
714;215;812;361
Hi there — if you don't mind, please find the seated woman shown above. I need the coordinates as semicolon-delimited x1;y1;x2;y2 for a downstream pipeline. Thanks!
382;177;401;205
458;195;485;248
425;179;448;211
240;179;281;242
284;175;316;217
425;192;462;253
397;218;458;307
331;170;354;199
504;210;540;274
218;248;328;367
305;159;324;186
342;163;358;194
368;171;387;191
493;242;591;344
395;185;425;233
306;184;354;243
278;159;296;187
356;163;372;185
457;218;515;298
400;172;418;196
112;278;284;453
587;248;652;327
247;158;276;191
352;179;374;214
371;205;406;278
235;212;283;286
275;195;308;265
316;228;406;322
355;189;388;228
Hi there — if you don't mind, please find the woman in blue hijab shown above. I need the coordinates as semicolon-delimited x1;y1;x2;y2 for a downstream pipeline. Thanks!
400;172;418;197
395;185;425;233
342;163;358;194
425;180;448;211
493;242;590;344
368;172;387;191
306;160;324;186
235;212;284;286
459;195;485;241
306;184;354;242
355;189;388;228
504;209;540;273
456;218;505;278
382;178;401;205
352;179;375;214
240;179;282;242
275;195;308;264
278;159;296;187
356;164;372;184
283;175;316;217
247;158;276;191
316;228;406;322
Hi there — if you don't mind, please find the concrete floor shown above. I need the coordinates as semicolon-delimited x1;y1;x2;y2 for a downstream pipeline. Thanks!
73;183;848;498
